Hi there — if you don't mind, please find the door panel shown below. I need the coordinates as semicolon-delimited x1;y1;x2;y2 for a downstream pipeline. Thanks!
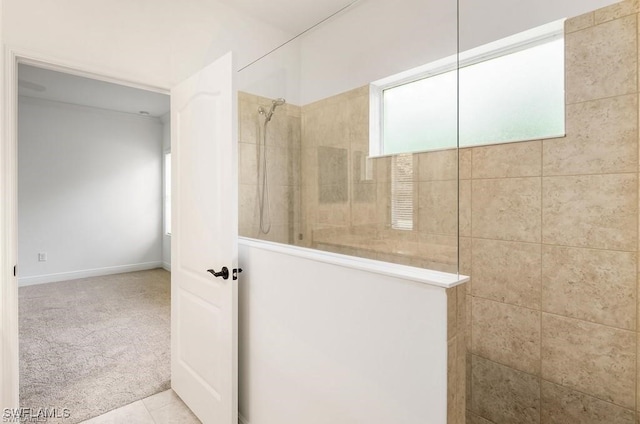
171;52;238;424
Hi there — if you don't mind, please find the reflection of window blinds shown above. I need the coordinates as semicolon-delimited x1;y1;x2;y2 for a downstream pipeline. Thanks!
391;154;414;230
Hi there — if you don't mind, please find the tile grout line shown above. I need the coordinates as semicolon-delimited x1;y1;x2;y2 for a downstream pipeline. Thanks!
466;235;637;255
635;10;640;418
636;9;640;418
539;132;544;423
472;293;636;333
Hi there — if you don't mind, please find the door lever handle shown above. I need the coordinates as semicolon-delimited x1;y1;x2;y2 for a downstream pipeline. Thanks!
207;267;229;280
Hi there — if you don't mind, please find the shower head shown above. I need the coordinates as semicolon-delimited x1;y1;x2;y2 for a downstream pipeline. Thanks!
258;97;286;123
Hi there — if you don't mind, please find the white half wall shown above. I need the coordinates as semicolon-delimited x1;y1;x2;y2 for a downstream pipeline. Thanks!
238;239;452;424
18;96;164;285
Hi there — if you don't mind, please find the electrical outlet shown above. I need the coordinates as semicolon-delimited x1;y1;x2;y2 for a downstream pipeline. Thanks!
38;252;47;262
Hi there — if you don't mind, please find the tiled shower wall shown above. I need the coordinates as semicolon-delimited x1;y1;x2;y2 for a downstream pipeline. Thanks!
238;92;301;244
466;1;640;423
299;87;459;273
238;1;640;422
240;87;459;274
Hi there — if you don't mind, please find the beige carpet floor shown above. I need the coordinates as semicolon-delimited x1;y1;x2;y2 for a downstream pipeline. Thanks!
19;269;171;423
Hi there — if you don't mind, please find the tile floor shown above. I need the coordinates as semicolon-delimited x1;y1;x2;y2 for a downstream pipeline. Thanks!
80;389;200;424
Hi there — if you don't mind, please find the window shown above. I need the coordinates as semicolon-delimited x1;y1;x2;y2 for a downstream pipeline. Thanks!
370;20;565;156
391;154;414;231
164;151;171;235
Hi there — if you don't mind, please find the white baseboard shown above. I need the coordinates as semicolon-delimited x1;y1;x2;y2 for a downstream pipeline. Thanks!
238;413;249;424
162;261;171;271
18;261;164;286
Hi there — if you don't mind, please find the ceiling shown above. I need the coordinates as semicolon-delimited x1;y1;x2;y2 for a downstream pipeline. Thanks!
216;0;359;35
15;0;358;116
18;64;170;118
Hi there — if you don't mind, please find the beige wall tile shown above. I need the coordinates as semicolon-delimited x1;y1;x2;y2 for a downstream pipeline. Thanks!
472;141;541;179
459;236;472;278
466;295;472;351
448;337;458;424
239;142;258;186
373;156;391;182
542;245;636;330
467;413;494;424
594;0;639;24
565;15;637;104
541;380;636;424
542;174;638;251
459;148;472;180
543;94;638;176
638;335;640;413
418;180;458;236
268;145;296;186
448;287;458;340
471;355;540;424
472;239;541;309
456;333;466;424
266;111;295;149
239;189;258;237
351;201;377;226
565;12;595;33
418;149;458;181
472;297;541;375
472;178;542;243
316;203;351;226
466;353;473;412
376;182;390;226
459;180;471;237
270;185;295;225
457;285;467;339
541;313;636;408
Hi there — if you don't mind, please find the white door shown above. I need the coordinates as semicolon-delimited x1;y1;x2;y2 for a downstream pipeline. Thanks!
170;52;238;424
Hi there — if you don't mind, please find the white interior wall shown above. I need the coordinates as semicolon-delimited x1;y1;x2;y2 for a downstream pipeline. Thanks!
2;0;295;89
237;38;302;106
297;0;619;104
18;96;164;285
161;113;171;271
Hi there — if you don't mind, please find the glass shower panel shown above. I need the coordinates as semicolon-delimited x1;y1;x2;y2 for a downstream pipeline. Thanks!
236;39;303;245
237;0;460;275
460;1;625;424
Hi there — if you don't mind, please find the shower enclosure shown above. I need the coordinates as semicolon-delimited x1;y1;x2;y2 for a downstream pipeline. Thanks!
236;0;465;423
236;0;626;423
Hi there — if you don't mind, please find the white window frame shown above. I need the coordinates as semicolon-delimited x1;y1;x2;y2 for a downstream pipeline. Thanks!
369;19;565;158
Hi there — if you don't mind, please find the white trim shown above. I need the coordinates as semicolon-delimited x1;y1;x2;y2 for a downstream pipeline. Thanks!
163;262;172;272
15;48;169;95
1;45;173;411
239;237;469;289
368;18;565;158
19;94;164;122
18;262;164;286
1;42;20;412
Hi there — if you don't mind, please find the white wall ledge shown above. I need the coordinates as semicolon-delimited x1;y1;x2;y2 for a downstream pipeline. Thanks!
239;237;469;289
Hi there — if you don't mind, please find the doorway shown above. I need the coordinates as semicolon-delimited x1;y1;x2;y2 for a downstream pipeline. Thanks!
16;61;172;422
3;50;239;424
